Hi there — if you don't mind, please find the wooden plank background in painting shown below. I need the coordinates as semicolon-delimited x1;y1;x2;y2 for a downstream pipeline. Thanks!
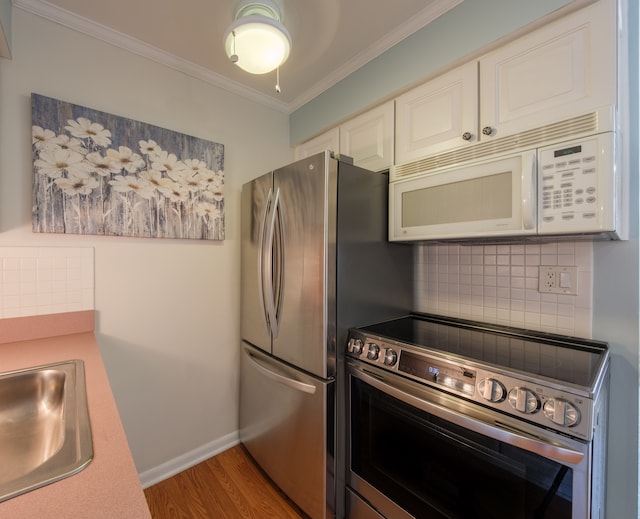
31;94;225;240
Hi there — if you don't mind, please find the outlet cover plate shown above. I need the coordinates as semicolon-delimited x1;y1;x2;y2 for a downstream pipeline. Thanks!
538;266;578;295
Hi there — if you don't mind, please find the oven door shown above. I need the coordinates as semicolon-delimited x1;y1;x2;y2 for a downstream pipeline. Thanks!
346;360;594;519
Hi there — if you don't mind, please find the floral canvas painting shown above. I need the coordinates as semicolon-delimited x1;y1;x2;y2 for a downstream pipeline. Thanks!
31;93;225;240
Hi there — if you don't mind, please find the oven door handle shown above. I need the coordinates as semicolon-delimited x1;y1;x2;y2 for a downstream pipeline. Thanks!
353;367;585;466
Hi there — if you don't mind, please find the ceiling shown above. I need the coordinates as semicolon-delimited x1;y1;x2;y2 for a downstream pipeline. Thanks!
14;0;461;112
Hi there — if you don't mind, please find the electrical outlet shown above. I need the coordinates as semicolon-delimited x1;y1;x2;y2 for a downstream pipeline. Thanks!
544;269;557;289
538;266;578;295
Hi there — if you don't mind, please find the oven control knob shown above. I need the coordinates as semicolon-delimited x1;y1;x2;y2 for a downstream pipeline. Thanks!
349;338;364;355
366;343;380;360
507;387;540;414
477;378;506;403
543;398;581;427
383;348;398;366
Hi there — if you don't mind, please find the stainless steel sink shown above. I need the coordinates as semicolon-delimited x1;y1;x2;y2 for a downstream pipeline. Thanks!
0;359;93;502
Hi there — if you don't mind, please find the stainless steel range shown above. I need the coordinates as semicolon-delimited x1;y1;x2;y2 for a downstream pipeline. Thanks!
345;313;610;519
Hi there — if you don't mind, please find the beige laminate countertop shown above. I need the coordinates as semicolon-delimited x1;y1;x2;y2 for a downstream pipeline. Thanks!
0;311;152;518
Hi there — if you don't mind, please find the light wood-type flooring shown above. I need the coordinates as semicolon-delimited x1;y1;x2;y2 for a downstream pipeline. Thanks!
144;444;306;518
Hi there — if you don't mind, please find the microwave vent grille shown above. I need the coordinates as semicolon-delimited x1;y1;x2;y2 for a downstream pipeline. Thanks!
392;112;599;181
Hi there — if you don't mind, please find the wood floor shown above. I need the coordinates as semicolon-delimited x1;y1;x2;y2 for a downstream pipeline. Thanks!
144;444;306;518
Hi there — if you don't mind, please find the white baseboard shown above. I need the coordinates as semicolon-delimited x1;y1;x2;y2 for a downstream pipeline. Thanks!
139;430;240;489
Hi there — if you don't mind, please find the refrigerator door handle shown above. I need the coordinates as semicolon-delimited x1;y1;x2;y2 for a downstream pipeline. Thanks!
258;188;273;333
244;347;317;395
271;191;285;338
263;188;280;337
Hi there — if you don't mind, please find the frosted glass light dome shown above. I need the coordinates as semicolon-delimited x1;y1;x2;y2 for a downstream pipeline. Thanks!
224;1;292;75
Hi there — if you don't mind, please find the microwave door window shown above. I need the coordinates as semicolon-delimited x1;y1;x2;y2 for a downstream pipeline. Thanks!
482;172;513;219
401;172;513;228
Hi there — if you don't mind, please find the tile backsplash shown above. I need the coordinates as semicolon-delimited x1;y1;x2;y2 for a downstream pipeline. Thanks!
414;241;593;338
0;247;94;319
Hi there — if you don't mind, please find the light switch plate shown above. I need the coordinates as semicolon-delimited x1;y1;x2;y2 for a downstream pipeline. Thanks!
538;266;578;295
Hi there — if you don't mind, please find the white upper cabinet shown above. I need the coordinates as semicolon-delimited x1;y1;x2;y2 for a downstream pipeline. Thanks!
339;102;394;171
395;62;478;165
295;102;394;171
394;0;616;165
479;0;616;141
294;128;340;161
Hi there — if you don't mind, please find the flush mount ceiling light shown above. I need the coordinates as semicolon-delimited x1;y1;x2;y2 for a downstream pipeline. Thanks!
223;0;292;76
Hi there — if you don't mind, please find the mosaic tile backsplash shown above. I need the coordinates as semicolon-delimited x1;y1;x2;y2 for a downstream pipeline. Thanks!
0;247;94;318
414;241;593;338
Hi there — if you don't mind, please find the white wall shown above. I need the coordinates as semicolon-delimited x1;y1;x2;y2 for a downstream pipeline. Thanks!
0;8;292;480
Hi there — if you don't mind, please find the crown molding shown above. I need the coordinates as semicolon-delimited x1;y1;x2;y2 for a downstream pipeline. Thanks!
13;0;291;113
287;0;463;111
13;0;461;114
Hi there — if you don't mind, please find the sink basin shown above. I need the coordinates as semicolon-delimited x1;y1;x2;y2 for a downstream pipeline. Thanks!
0;359;93;502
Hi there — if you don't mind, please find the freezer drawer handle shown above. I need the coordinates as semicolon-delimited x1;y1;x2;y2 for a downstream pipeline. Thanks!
245;349;317;395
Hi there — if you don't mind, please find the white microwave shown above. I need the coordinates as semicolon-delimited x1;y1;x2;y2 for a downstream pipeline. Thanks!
389;132;626;242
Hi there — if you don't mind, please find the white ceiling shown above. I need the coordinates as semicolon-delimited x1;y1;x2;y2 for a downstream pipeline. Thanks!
13;0;461;112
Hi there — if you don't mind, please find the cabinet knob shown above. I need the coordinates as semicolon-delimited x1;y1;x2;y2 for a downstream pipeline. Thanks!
482;126;494;136
462;132;473;141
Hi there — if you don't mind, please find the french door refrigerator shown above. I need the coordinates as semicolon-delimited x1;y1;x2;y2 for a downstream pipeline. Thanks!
240;151;413;519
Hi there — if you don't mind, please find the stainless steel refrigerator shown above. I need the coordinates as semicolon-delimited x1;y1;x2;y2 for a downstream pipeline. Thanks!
240;151;413;519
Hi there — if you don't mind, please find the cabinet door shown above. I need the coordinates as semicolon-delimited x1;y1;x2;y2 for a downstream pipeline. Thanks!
339;102;394;171
395;61;478;165
480;0;616;140
294;127;339;161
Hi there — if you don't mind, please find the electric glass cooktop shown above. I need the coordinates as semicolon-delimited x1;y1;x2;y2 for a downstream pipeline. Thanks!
356;313;608;389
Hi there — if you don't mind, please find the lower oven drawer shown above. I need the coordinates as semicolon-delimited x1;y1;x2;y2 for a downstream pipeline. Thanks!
347;360;601;519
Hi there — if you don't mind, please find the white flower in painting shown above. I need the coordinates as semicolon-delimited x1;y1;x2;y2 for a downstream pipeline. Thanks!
109;175;156;199
152;151;185;178
195;202;220;219
54;172;99;196
176;171;206;193
183;159;209;176
139;139;162;159
198;170;223;191
34;148;91;179
203;186;224;202
106;146;145;174
139;169;171;191
65;117;112;147
158;180;189;203
85;152;121;177
49;134;87;155
32;126;57;149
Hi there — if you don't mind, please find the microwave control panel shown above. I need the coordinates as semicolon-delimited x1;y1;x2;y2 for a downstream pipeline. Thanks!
538;135;614;234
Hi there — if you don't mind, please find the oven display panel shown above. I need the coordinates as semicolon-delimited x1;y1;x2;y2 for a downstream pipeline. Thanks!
398;351;476;396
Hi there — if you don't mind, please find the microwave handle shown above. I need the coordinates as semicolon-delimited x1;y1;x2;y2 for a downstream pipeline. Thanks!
521;152;537;230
